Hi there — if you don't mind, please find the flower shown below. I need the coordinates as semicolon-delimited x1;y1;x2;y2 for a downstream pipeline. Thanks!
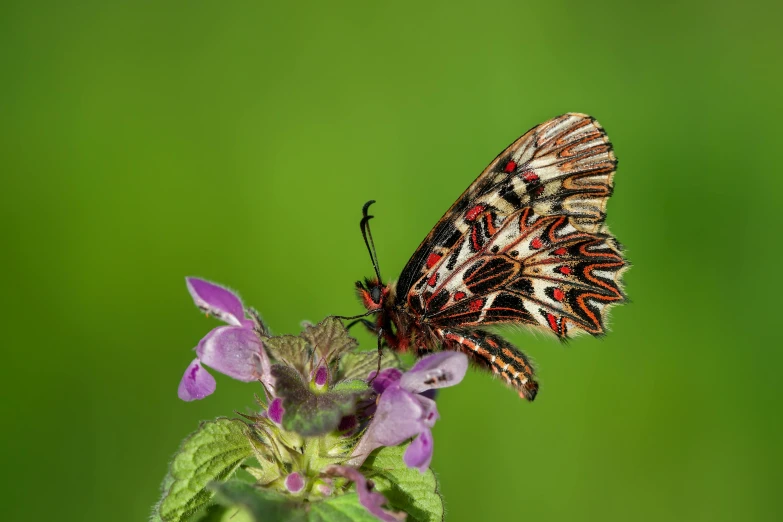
326;465;406;522
177;278;271;401
349;351;468;472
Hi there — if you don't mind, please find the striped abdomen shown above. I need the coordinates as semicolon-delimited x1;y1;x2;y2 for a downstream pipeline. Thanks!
438;328;538;400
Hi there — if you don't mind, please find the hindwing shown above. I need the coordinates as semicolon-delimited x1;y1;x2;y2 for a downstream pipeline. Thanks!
414;208;626;337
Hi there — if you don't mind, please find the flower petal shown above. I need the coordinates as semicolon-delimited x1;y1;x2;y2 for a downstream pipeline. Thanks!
400;351;468;393
197;326;264;382
326;466;406;522
403;429;433;472
186;277;246;326
349;384;428;465
414;395;439;428
177;358;216;401
370;385;426;445
368;367;403;394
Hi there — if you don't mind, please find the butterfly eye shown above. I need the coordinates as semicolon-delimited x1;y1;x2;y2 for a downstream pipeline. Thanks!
370;286;382;304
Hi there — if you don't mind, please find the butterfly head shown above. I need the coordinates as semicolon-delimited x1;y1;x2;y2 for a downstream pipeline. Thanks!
355;200;392;311
355;277;390;311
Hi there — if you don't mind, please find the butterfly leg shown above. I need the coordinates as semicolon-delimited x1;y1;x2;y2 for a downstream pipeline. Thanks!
344;318;377;332
438;328;539;401
367;327;385;385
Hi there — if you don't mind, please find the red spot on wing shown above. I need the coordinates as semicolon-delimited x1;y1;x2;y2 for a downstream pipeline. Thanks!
428;273;438;287
553;288;565;301
465;204;485;221
558;266;572;275
426;253;442;268
454;291;466;301
523;171;539;182
553;247;567;255
546;313;559;332
469;298;484;312
531;237;543;249
504;161;517;173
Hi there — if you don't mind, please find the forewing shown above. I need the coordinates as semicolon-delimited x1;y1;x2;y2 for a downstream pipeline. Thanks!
396;113;616;299
410;206;627;338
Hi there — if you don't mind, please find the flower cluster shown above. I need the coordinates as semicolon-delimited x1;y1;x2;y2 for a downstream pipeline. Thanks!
156;278;467;522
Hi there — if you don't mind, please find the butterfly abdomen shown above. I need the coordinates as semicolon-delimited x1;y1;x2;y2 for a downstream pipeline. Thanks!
438;328;539;401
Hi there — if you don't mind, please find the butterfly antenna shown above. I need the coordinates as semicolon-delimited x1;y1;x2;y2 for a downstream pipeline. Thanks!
360;200;383;283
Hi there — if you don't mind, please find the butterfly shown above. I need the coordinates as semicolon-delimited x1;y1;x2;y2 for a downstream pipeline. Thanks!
351;113;628;400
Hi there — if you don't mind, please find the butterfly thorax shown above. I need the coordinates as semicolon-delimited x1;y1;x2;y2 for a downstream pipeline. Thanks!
355;278;438;354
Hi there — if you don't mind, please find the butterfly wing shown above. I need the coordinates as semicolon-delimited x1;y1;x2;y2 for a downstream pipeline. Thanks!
413;207;626;337
399;113;626;339
396;113;617;300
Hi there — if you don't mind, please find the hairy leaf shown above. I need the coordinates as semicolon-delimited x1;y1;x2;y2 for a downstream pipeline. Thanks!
363;444;444;522
209;482;378;522
301;317;358;362
154;419;254;522
338;350;402;382
262;335;310;374
332;379;370;393
308;493;379;522
192;504;254;522
209;480;306;522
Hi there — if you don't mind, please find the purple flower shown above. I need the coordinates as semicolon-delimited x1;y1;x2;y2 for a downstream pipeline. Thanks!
350;351;468;472
326;465;406;521
177;278;271;401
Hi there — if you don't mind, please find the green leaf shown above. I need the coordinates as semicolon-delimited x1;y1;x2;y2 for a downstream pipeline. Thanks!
363;445;444;522
209;480;306;522
301;317;358;361
154;419;254;522
262;334;310;374
272;365;370;436
243;459;281;486
209;481;381;522
332;379;370;393
338;350;402;381
192;504;255;522
307;493;379;522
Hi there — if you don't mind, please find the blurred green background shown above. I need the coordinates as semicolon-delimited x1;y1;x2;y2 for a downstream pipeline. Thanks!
2;1;781;521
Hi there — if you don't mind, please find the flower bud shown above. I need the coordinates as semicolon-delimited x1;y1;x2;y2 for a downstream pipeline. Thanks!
285;472;305;494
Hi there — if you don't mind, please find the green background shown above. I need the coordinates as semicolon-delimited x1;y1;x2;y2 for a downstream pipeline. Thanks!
2;1;780;521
